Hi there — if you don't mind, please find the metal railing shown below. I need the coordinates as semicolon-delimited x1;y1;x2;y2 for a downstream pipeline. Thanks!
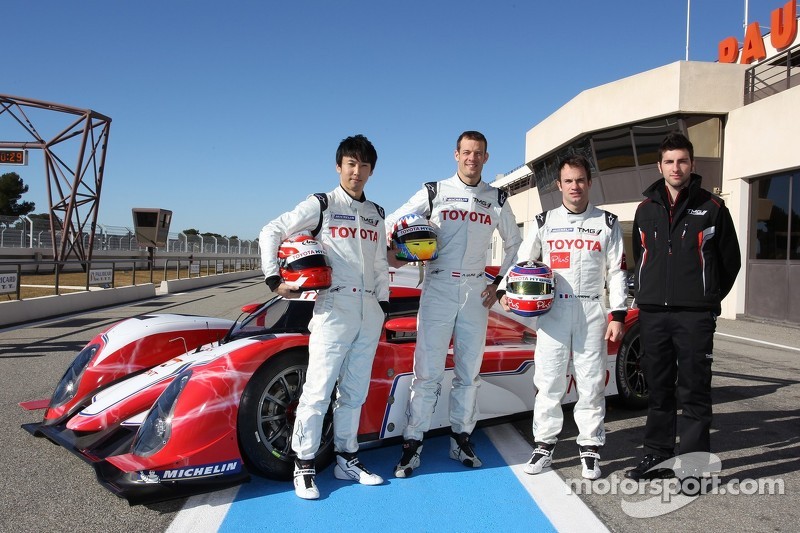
744;42;800;105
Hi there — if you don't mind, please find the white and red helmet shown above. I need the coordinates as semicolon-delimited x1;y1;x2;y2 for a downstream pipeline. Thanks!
504;261;555;317
391;213;438;262
278;232;332;290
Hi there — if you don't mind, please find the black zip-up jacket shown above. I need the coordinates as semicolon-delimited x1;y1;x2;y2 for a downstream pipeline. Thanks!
632;174;741;314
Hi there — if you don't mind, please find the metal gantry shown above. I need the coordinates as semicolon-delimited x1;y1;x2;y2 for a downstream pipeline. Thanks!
0;94;111;263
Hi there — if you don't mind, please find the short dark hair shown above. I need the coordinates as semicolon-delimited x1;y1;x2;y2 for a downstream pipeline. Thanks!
658;132;694;161
336;134;378;169
456;130;488;152
558;154;593;182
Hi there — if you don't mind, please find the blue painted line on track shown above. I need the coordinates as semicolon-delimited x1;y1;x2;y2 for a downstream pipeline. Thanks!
218;430;556;533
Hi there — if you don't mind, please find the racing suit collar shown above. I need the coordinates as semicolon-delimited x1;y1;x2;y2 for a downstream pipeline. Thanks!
336;184;367;204
454;172;482;188
559;202;594;219
561;202;591;216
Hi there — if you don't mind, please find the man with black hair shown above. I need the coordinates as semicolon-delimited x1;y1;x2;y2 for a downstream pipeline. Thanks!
385;130;521;477
259;134;389;499
626;132;740;481
498;154;628;480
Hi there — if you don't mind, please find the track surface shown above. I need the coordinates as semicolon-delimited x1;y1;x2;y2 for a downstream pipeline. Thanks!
3;278;798;532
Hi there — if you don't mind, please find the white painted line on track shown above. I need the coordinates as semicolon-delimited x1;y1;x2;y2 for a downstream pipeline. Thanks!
715;332;800;353
165;484;240;533
485;424;609;533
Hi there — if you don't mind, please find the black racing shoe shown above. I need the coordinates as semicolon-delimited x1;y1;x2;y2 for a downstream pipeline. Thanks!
625;454;675;481
394;439;423;478
449;432;482;468
293;458;319;499
524;442;555;475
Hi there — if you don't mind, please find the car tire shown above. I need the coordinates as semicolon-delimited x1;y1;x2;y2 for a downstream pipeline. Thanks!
237;349;334;481
615;322;648;409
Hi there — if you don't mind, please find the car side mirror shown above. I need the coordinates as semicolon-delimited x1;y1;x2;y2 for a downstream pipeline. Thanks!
241;303;261;314
384;317;417;333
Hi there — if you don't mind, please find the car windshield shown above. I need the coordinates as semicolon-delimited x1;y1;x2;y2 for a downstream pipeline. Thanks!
227;296;315;341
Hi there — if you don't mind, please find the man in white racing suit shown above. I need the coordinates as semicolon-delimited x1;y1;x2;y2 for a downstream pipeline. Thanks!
386;131;521;477
260;134;389;500
499;154;627;480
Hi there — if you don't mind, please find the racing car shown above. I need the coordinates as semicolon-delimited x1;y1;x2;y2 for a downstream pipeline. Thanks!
21;267;646;504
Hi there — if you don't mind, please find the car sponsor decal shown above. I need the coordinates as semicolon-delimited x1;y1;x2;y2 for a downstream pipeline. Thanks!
140;460;242;482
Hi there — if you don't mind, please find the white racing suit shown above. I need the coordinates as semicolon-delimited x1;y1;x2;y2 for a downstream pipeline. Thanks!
499;204;627;447
260;185;389;460
386;174;521;440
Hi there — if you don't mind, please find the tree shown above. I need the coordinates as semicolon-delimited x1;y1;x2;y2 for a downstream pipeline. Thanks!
0;172;35;216
182;228;200;235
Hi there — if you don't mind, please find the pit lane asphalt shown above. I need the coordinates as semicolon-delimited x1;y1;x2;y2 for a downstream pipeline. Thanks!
2;278;797;532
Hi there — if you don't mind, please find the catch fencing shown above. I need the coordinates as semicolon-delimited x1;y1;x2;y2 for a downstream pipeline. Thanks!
0;215;258;255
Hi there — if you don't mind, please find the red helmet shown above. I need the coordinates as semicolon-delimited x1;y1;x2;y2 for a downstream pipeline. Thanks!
505;261;554;317
278;233;332;290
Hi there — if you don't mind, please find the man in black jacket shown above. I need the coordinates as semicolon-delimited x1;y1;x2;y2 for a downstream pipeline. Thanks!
626;132;741;481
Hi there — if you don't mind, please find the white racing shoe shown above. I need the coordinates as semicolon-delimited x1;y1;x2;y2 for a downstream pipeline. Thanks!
524;442;555;475
579;446;602;480
293;458;319;500
334;452;384;485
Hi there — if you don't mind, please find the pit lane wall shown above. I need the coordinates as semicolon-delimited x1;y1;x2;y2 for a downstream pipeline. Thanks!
0;270;260;328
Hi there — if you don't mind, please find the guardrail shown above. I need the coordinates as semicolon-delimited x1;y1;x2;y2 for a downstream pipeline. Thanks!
0;255;261;301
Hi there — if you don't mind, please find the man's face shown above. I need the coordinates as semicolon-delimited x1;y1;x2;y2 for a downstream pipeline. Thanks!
454;138;489;184
337;156;373;198
658;148;693;191
557;163;591;212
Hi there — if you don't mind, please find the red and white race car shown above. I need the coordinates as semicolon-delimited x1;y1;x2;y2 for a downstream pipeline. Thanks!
21;267;646;504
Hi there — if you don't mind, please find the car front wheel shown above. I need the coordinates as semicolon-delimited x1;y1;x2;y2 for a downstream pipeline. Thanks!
237;349;334;480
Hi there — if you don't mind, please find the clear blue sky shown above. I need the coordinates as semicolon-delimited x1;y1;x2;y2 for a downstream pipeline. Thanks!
2;0;783;239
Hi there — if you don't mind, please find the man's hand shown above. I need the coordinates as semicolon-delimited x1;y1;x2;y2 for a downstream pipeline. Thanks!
498;294;511;312
481;284;499;308
276;283;303;299
387;247;406;269
605;321;624;342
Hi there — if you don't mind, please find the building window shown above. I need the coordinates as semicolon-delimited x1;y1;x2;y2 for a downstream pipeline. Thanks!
592;127;635;172
752;172;800;260
632;118;680;165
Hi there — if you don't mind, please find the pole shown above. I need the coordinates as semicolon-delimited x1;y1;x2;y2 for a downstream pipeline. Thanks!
685;0;691;60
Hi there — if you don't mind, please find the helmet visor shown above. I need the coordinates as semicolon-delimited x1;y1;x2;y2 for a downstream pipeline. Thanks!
506;279;552;296
285;251;329;271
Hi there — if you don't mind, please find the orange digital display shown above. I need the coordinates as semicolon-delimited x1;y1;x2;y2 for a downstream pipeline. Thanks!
0;149;27;165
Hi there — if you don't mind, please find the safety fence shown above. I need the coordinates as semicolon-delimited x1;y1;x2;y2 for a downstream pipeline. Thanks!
0;216;258;255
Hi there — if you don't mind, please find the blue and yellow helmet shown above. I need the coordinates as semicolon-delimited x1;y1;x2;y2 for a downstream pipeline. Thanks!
392;214;438;262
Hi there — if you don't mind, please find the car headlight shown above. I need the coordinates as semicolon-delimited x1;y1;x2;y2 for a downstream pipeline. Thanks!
132;369;192;457
49;343;99;408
